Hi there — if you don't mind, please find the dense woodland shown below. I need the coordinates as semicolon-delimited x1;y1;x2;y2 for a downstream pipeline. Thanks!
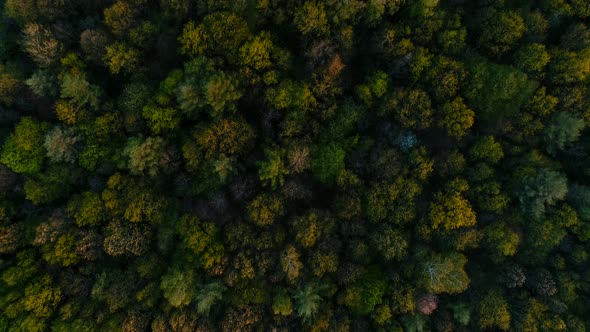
0;0;590;331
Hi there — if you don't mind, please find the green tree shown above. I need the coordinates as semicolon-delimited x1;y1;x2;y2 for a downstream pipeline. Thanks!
311;143;345;185
177;214;224;270
438;97;474;139
514;43;551;77
543;112;585;155
205;72;242;117
1;117;48;174
469;136;504;164
272;289;293;316
258;149;289;188
515;168;568;219
421;252;470;294
142;105;180;134
478;10;526;56
123;136;167;177
294;1;328;35
22;275;62;318
247;193;284;226
478;289;510;331
160;266;196;308
67;192;106;227
293;281;326;322
103;42;140;75
196;282;226;316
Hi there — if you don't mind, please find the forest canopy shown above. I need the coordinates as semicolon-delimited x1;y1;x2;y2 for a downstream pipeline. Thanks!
0;0;590;331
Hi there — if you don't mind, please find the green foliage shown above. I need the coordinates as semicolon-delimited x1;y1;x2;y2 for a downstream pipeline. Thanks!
293;281;326;322
294;1;328;35
142;105;180;134
421;252;470;294
177;214;224;270
343;270;386;315
22;275;61;318
543;112;585;154
515;168;568;219
311;143;345;185
103;42;139;75
60;73;101;111
67;192;106;226
272;289;293;316
258;149;289;188
123;136;167;176
247;193;284;226
469;136;504;164
478;10;526;56
438;97;474;139
1;1;589;330
514;43;551;77
195;282;226;316
1;117;48;174
160;267;196;308
465;54;538;122
478;289;510;330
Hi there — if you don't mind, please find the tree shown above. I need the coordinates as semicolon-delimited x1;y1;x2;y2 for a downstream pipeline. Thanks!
103;42;140;75
44;126;79;163
103;220;152;256
258;149;289;188
272;289;293;316
549;48;590;84
465;54;537;122
4;0;38;23
22;275;62;318
67;192;106;227
478;10;525;56
160;267;197;308
205;72;241;117
176;214;224;270
22;23;62;67
142;105;180;134
515;168;568;219
371;226;408;261
293;281;326;322
382;88;433;130
196;118;255;158
543;112;585;155
478;289;510;331
438;97;474;139
195;282;226;316
123;136;167;176
247;193;284;226
421;252;470;294
343;271;386;315
1;117;48;174
311;143;345;184
104;1;137;37
430;189;476;231
514;43;550;77
26;70;57;97
294;1;328;35
60;72;101;111
240;32;274;71
178;12;249;62
0;65;19;106
281;245;303;283
469;136;503;164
